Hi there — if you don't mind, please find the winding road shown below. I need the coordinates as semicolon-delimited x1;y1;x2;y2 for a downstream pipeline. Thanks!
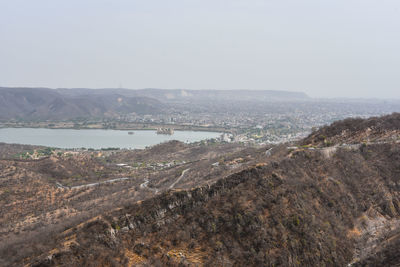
169;168;190;189
56;177;130;190
140;178;158;193
57;168;190;192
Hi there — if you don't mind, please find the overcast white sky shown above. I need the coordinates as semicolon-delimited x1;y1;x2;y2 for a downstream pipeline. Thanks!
0;0;399;98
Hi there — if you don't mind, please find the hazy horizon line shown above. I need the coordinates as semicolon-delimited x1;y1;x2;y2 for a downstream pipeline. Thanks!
1;85;400;101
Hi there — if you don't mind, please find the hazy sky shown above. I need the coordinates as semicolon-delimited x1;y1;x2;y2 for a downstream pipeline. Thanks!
1;0;399;98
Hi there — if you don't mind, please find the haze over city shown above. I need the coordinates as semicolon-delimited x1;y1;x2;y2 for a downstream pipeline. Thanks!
3;1;400;266
1;0;400;98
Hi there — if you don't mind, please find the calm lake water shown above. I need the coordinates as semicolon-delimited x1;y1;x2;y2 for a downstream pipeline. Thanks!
0;128;221;149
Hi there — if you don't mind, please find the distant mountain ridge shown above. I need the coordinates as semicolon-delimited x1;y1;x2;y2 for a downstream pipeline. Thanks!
0;87;164;121
56;87;310;102
0;87;309;121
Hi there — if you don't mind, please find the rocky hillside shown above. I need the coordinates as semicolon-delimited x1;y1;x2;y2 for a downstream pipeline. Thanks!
21;114;400;266
302;113;400;147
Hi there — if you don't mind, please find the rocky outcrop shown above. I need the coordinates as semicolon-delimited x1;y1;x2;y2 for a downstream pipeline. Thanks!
32;140;400;266
13;113;400;266
302;113;400;147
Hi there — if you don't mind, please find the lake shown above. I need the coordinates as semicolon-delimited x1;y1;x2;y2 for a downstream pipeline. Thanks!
0;128;221;149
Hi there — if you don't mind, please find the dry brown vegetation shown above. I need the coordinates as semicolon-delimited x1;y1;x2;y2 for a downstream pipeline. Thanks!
302;112;400;147
2;114;400;266
28;139;400;266
0;140;262;266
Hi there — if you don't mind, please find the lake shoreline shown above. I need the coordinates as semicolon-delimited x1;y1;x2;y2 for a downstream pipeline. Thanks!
0;121;231;134
0;128;222;149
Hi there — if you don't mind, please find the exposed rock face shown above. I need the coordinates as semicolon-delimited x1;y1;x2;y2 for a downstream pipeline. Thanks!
32;147;400;265
302;113;400;147
5;114;400;266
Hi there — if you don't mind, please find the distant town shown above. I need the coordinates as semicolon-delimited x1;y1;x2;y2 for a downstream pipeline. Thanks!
1;88;399;146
